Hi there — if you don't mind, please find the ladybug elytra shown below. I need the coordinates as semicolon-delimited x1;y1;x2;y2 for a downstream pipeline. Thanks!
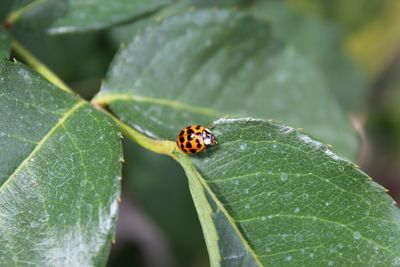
176;125;217;154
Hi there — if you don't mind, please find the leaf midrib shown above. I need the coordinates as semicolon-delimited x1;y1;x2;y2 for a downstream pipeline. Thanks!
188;160;263;267
0;100;85;191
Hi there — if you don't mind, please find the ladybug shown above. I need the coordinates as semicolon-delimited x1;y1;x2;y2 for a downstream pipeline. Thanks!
176;125;217;154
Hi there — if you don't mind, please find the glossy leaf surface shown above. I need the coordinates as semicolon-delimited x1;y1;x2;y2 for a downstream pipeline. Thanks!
180;118;400;266
0;61;122;265
13;0;174;33
96;10;357;159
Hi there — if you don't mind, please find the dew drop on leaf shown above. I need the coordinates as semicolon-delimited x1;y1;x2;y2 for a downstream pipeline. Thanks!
240;143;247;150
280;173;288;181
353;231;361;240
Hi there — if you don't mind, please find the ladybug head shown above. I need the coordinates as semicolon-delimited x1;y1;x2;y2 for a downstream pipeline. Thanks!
202;128;217;146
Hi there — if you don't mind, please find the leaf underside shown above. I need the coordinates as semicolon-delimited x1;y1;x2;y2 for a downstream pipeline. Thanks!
0;61;122;266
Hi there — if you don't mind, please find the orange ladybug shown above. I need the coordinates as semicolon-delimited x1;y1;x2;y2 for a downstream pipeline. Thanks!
176;125;217;154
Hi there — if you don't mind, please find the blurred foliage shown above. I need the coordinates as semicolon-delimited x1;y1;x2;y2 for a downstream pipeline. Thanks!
364;59;400;203
286;0;390;34
286;0;400;80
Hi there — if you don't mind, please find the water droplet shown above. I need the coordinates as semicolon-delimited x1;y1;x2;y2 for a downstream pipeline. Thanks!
285;255;292;261
337;243;344;249
243;188;249;194
18;69;32;84
294;207;300;213
272;144;277;150
353;231;361;240
80;180;87;187
309;253;314;258
265;247;271;253
39;214;49;223
233;179;240;185
30;221;39;228
328;260;334;266
280;173;288;182
244;204;250;209
30;158;35;162
393;257;400;266
240;143;247;151
261;216;266;221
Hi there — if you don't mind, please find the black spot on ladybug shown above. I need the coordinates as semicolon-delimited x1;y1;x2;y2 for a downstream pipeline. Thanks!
188;134;193;141
180;144;185;150
179;137;184;143
186;142;192;148
179;131;185;137
187;129;194;135
197;144;202;148
190;149;197;153
196;139;200;144
195;125;201;130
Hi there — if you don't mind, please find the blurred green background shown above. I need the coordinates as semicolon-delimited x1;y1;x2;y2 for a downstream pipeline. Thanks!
2;0;400;266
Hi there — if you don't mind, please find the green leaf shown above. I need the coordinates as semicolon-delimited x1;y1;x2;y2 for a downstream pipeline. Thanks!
0;61;122;265
96;10;357;159
179;118;400;266
248;1;366;110
0;29;10;59
11;0;174;33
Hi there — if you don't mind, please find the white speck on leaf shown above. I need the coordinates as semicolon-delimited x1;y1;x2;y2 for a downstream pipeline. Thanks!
280;173;288;182
324;148;341;161
240;143;247;150
294;207;300;213
353;231;361;240
18;68;32;84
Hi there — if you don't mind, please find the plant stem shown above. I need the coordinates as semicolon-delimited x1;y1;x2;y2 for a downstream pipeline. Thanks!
5;0;46;25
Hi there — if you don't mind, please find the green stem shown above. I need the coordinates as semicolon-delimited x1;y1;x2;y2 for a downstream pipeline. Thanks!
114;116;177;158
11;39;72;94
5;0;46;25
